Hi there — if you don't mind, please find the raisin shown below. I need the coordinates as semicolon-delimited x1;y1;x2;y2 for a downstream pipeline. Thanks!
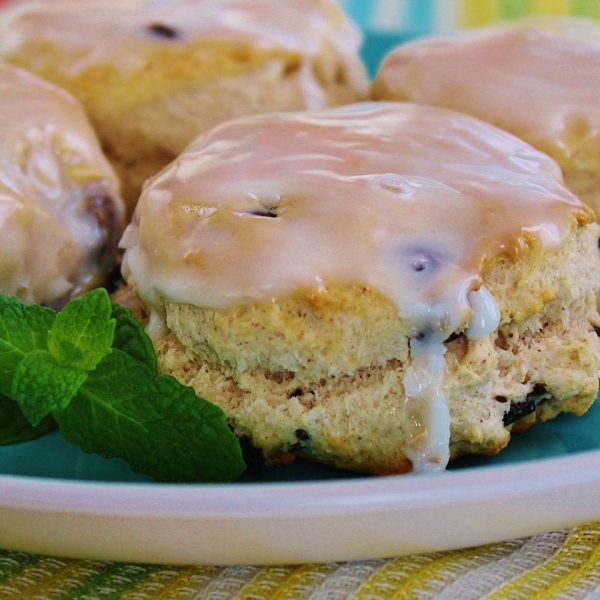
147;23;179;39
412;259;427;272
502;385;549;426
83;194;120;271
247;209;278;218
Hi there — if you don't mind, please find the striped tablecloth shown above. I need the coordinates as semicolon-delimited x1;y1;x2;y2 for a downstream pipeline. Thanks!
3;1;600;598
2;523;600;598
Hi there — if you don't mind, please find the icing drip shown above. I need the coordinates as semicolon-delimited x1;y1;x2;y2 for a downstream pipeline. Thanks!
402;285;500;472
466;286;501;340
403;333;450;472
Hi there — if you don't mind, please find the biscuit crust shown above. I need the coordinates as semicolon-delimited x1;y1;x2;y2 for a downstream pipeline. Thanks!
142;223;600;474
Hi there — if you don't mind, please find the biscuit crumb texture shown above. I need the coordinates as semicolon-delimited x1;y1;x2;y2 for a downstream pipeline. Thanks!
131;223;600;475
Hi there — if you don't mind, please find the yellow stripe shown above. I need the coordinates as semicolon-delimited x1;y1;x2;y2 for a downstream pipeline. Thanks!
236;566;298;600
531;0;569;14
486;522;600;599
529;523;600;599
118;565;221;599
267;564;335;600
354;538;531;600
391;542;524;599
460;0;499;27
353;554;438;600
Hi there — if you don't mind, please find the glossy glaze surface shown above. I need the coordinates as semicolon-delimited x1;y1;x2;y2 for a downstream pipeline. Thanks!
375;17;600;159
0;64;123;306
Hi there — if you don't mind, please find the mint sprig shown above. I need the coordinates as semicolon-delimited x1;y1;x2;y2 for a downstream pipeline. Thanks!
110;302;157;369
0;297;56;396
55;350;244;483
7;289;114;426
0;290;246;483
12;350;88;426
48;288;115;371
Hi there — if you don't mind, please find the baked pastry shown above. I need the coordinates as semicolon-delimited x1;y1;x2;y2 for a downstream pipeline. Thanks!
120;102;600;475
0;0;369;214
0;63;125;309
372;16;600;220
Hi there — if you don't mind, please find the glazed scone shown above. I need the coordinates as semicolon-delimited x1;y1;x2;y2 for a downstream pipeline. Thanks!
0;63;125;309
0;0;368;214
372;16;600;220
120;102;600;475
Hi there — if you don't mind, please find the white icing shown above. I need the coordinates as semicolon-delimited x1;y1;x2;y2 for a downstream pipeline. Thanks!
0;63;124;306
374;16;600;167
403;334;450;472
466;286;501;340
0;0;367;97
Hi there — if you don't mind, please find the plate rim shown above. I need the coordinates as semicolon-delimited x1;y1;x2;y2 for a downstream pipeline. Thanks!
2;447;600;517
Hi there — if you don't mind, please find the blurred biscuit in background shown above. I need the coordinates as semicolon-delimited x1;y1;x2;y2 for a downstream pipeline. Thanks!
0;63;124;308
0;0;369;215
372;16;600;221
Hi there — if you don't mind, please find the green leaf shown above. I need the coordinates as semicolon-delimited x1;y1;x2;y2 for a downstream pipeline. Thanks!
110;302;157;371
54;349;246;483
47;288;114;371
0;295;55;396
0;290;245;483
12;350;88;426
0;393;56;445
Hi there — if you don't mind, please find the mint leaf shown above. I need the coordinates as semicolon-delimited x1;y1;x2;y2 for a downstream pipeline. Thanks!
0;290;246;483
47;288;114;371
11;350;88;426
53;349;246;483
110;302;156;370
0;296;55;396
0;393;56;445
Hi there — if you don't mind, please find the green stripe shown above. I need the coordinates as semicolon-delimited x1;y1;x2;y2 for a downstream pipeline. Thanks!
500;0;533;19
0;550;44;584
61;562;160;600
571;0;599;17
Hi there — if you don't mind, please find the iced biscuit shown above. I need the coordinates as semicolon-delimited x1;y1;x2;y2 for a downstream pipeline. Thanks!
0;0;369;214
120;102;600;475
0;63;125;308
372;17;600;220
